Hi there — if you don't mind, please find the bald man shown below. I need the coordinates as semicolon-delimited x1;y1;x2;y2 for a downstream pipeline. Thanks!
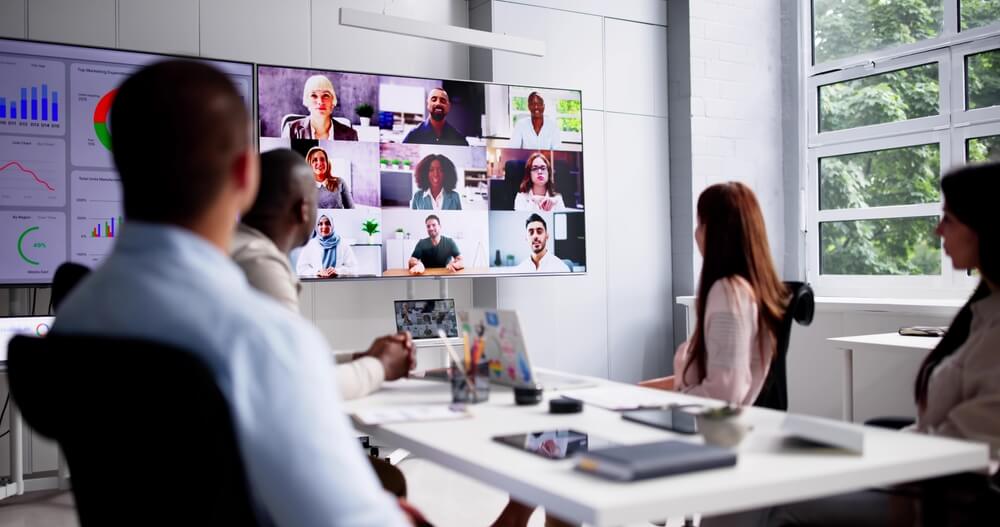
231;148;413;400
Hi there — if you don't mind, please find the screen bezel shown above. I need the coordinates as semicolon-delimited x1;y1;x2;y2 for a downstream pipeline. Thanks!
0;36;257;287
255;60;587;282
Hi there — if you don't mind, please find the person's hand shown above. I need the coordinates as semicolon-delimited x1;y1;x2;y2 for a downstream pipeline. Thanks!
366;332;414;381
539;197;555;211
445;260;461;272
318;267;338;278
409;261;425;275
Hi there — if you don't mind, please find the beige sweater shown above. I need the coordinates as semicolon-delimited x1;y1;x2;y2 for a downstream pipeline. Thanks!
674;277;772;406
231;224;384;400
918;289;1000;460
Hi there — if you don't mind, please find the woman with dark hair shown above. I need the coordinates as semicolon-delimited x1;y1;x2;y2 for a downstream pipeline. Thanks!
306;147;354;209
411;154;462;210
295;214;357;278
513;152;564;212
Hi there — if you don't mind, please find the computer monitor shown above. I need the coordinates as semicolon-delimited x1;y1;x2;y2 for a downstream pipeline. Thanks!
0;37;254;286
0;315;54;362
257;64;587;280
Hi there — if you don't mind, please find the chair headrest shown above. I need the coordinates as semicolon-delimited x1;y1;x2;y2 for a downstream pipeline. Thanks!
784;281;815;326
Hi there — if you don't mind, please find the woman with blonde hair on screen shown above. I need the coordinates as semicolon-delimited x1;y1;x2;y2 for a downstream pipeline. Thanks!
282;74;358;141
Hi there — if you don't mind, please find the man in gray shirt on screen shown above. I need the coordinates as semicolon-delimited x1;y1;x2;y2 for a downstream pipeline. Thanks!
231;148;413;400
53;60;421;526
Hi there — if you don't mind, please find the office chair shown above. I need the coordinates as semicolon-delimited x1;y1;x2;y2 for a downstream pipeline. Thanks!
752;281;815;411
7;335;263;526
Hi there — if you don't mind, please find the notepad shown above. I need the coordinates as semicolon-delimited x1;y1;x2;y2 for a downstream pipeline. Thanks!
353;405;470;425
576;440;737;481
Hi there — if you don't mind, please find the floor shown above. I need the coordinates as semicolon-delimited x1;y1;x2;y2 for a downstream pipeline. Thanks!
0;460;681;527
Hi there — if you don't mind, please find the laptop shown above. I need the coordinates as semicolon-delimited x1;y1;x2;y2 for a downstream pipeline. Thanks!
0;315;54;363
460;309;594;391
394;299;461;347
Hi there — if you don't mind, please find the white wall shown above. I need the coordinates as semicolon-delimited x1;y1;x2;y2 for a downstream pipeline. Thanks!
480;1;670;382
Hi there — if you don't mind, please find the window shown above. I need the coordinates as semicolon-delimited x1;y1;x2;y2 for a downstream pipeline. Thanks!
819;64;940;132
812;0;944;64
961;0;1000;31
805;2;1000;297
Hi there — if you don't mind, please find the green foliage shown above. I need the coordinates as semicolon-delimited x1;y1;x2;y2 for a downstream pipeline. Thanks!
558;117;582;133
557;99;581;114
967;135;1000;162
813;0;942;64
819;64;939;132
967;50;1000;110
820;144;940;210
512;97;528;112
361;219;379;236
961;0;1000;30
354;103;374;118
821;217;940;275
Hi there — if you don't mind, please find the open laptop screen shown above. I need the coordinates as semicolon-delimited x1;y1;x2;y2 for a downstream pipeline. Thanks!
394;299;458;340
0;315;53;362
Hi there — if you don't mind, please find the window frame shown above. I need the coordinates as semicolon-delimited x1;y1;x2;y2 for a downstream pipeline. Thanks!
802;1;1000;299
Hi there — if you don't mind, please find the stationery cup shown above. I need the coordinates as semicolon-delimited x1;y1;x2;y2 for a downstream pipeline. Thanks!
450;359;490;404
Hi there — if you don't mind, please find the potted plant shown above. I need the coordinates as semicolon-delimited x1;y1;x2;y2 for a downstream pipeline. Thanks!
695;405;749;448
361;218;380;244
393;158;403;170
380;157;390;169
394;227;405;240
355;103;375;127
402;159;413;170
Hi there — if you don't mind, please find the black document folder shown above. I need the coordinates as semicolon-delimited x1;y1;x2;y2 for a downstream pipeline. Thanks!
575;440;736;481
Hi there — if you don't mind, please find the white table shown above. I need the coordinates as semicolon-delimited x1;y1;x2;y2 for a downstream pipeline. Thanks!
343;370;987;526
828;333;940;422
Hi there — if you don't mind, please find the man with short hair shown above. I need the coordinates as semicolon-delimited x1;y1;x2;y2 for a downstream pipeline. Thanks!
231;148;413;399
402;87;468;145
53;60;414;526
514;213;571;273
407;214;464;274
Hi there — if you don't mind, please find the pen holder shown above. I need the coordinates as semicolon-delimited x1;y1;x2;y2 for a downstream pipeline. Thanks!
450;359;490;404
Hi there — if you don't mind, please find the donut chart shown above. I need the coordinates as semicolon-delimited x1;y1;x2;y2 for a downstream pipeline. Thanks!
92;88;116;151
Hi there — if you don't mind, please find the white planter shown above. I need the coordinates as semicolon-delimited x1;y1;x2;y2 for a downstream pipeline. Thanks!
359;117;371;127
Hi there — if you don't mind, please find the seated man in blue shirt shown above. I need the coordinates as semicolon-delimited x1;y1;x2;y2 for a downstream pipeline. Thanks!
53;60;422;527
402;88;468;146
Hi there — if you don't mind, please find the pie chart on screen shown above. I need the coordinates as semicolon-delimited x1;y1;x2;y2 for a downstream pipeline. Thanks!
93;88;117;151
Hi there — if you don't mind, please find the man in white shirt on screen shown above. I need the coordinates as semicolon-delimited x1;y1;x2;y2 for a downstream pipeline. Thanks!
509;92;560;150
514;213;570;273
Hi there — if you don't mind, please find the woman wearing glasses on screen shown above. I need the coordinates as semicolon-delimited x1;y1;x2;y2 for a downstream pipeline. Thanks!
295;214;357;278
513;152;564;212
281;75;359;141
411;154;462;210
305;147;354;209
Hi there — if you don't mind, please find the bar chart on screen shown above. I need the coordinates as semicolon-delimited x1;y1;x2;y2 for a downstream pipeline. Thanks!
0;136;66;207
71;170;122;265
0;56;65;136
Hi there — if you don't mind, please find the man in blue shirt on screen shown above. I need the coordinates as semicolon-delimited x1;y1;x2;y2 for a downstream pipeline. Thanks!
52;60;419;526
402;87;468;145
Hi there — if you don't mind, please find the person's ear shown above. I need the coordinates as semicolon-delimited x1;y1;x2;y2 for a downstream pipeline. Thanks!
296;198;310;225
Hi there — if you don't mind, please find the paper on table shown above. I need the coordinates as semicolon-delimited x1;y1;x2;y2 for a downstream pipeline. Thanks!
560;386;680;411
353;405;470;425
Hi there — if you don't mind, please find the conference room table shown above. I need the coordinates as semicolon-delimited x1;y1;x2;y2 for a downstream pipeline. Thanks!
343;369;989;526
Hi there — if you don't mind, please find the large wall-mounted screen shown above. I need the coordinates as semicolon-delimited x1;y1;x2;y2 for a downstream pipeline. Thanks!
257;65;586;280
0;38;253;285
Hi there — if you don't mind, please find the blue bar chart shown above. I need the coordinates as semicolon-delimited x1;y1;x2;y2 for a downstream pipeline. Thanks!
0;57;65;136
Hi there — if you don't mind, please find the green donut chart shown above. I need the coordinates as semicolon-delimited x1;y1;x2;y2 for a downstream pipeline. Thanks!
93;88;117;151
17;226;40;266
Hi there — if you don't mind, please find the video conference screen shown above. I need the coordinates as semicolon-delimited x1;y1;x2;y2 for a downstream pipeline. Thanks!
0;38;253;285
257;64;586;280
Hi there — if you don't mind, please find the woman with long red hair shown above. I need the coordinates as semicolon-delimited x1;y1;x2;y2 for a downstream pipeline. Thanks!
669;182;788;404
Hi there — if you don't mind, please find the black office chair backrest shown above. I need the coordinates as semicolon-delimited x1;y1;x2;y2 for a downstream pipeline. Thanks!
753;281;815;411
7;335;262;526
